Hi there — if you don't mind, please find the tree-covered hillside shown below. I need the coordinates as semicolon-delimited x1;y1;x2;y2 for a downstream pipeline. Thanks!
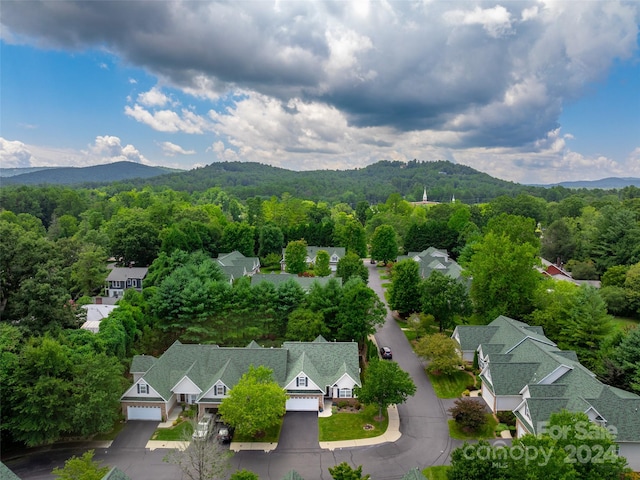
3;159;561;205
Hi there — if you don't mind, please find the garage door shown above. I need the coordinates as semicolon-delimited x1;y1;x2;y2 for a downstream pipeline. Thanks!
286;397;318;411
127;406;162;421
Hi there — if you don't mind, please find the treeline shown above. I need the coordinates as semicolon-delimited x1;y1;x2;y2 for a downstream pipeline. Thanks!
0;159;597;205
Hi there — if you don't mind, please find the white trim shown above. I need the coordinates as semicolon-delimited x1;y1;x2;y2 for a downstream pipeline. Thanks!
171;375;203;395
537;364;572;384
121;380;166;401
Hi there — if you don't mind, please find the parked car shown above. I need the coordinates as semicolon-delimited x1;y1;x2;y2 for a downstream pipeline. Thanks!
217;425;234;444
192;413;213;441
380;346;392;359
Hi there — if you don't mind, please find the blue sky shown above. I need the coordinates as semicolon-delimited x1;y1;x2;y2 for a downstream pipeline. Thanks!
1;1;639;184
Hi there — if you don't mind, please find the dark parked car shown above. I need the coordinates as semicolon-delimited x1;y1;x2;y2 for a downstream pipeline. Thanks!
380;346;392;359
217;425;234;444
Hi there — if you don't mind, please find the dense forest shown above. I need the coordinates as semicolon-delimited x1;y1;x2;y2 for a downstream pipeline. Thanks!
1;161;639;450
0;159;588;204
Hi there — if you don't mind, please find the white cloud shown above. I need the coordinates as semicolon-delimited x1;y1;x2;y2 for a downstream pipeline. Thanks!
137;86;170;107
124;104;213;134
128;77;137;84
159;141;196;156
443;5;513;38
0;138;33;167
86;135;150;164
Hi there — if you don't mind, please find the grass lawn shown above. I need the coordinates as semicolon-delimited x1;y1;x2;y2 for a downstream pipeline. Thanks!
92;421;126;441
448;414;498;440
319;404;389;441
152;420;193;441
427;370;476;398
611;316;640;332
422;466;450;480
233;419;283;443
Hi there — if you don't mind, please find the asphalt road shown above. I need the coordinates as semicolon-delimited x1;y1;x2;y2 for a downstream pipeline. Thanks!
5;261;460;480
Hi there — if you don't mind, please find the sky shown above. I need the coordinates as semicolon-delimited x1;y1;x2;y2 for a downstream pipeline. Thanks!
1;1;639;185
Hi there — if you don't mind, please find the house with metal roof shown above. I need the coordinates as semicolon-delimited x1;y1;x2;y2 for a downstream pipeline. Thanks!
121;336;360;422
452;315;640;470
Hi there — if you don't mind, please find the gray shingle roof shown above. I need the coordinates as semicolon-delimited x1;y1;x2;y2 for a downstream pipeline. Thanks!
106;267;148;282
0;462;21;480
127;338;360;402
130;354;157;373
251;273;341;291
102;468;131;480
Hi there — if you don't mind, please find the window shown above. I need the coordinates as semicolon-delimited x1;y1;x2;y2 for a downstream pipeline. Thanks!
137;383;148;394
215;384;226;396
296;375;308;387
339;388;352;398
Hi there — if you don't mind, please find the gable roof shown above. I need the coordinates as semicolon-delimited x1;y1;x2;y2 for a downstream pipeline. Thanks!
106;267;148;282
0;462;21;480
282;338;361;389
251;273;341;291
130;354;157;373
125;338;361;402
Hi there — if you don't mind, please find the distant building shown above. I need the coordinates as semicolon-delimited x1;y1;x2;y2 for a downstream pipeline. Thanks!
105;267;148;298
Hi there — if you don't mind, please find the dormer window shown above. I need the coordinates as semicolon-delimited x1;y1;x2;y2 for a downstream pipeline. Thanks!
296;375;308;387
215;384;226;396
137;383;148;394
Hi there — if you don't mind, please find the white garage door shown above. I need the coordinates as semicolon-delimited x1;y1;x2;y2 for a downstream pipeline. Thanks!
127;406;162;421
286;397;318;411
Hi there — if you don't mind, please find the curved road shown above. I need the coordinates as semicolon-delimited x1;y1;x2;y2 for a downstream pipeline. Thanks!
5;261;459;480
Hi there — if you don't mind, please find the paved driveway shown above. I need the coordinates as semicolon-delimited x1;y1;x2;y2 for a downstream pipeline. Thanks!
276;412;319;451
109;421;159;450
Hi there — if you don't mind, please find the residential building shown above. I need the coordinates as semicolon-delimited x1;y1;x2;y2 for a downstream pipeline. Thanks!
281;246;345;273
452;315;640;470
121;336;360;421
81;304;119;333
251;273;342;292
216;251;260;283
105;267;148;298
397;247;466;284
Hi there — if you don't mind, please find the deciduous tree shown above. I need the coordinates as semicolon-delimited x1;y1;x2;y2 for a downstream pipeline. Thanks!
355;359;416;420
336;252;368;283
415;333;464;375
285;240;308;275
218;366;287;437
388;259;422;317
370;224;398;264
314;250;331;277
328;462;371;480
52;450;109;480
335;278;386;346
420;271;472;332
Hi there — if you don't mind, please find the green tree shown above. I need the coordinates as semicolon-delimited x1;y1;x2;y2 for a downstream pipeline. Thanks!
370;224;398;264
557;285;613;371
52;450;109;480
220;222;255;257
336;252;369;283
258;223;284;259
218;366;287;437
467;231;540;322
546;410;629;480
420;271;472;332
448;440;510;480
106;210;160;266
388;259;422;317
624;261;640;315
541;218;576;264
229;470;259;480
333;213;367;257
591;205;640;274
70;244;108;297
314;250;332;277
285;239;308;275
285;308;329;341
328;462;371;480
354;359;416;420
611;327;640;394
305;279;343;335
335;278;386;346
415;333;464;376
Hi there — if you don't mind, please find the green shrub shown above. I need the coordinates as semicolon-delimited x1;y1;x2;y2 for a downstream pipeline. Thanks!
496;410;516;426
